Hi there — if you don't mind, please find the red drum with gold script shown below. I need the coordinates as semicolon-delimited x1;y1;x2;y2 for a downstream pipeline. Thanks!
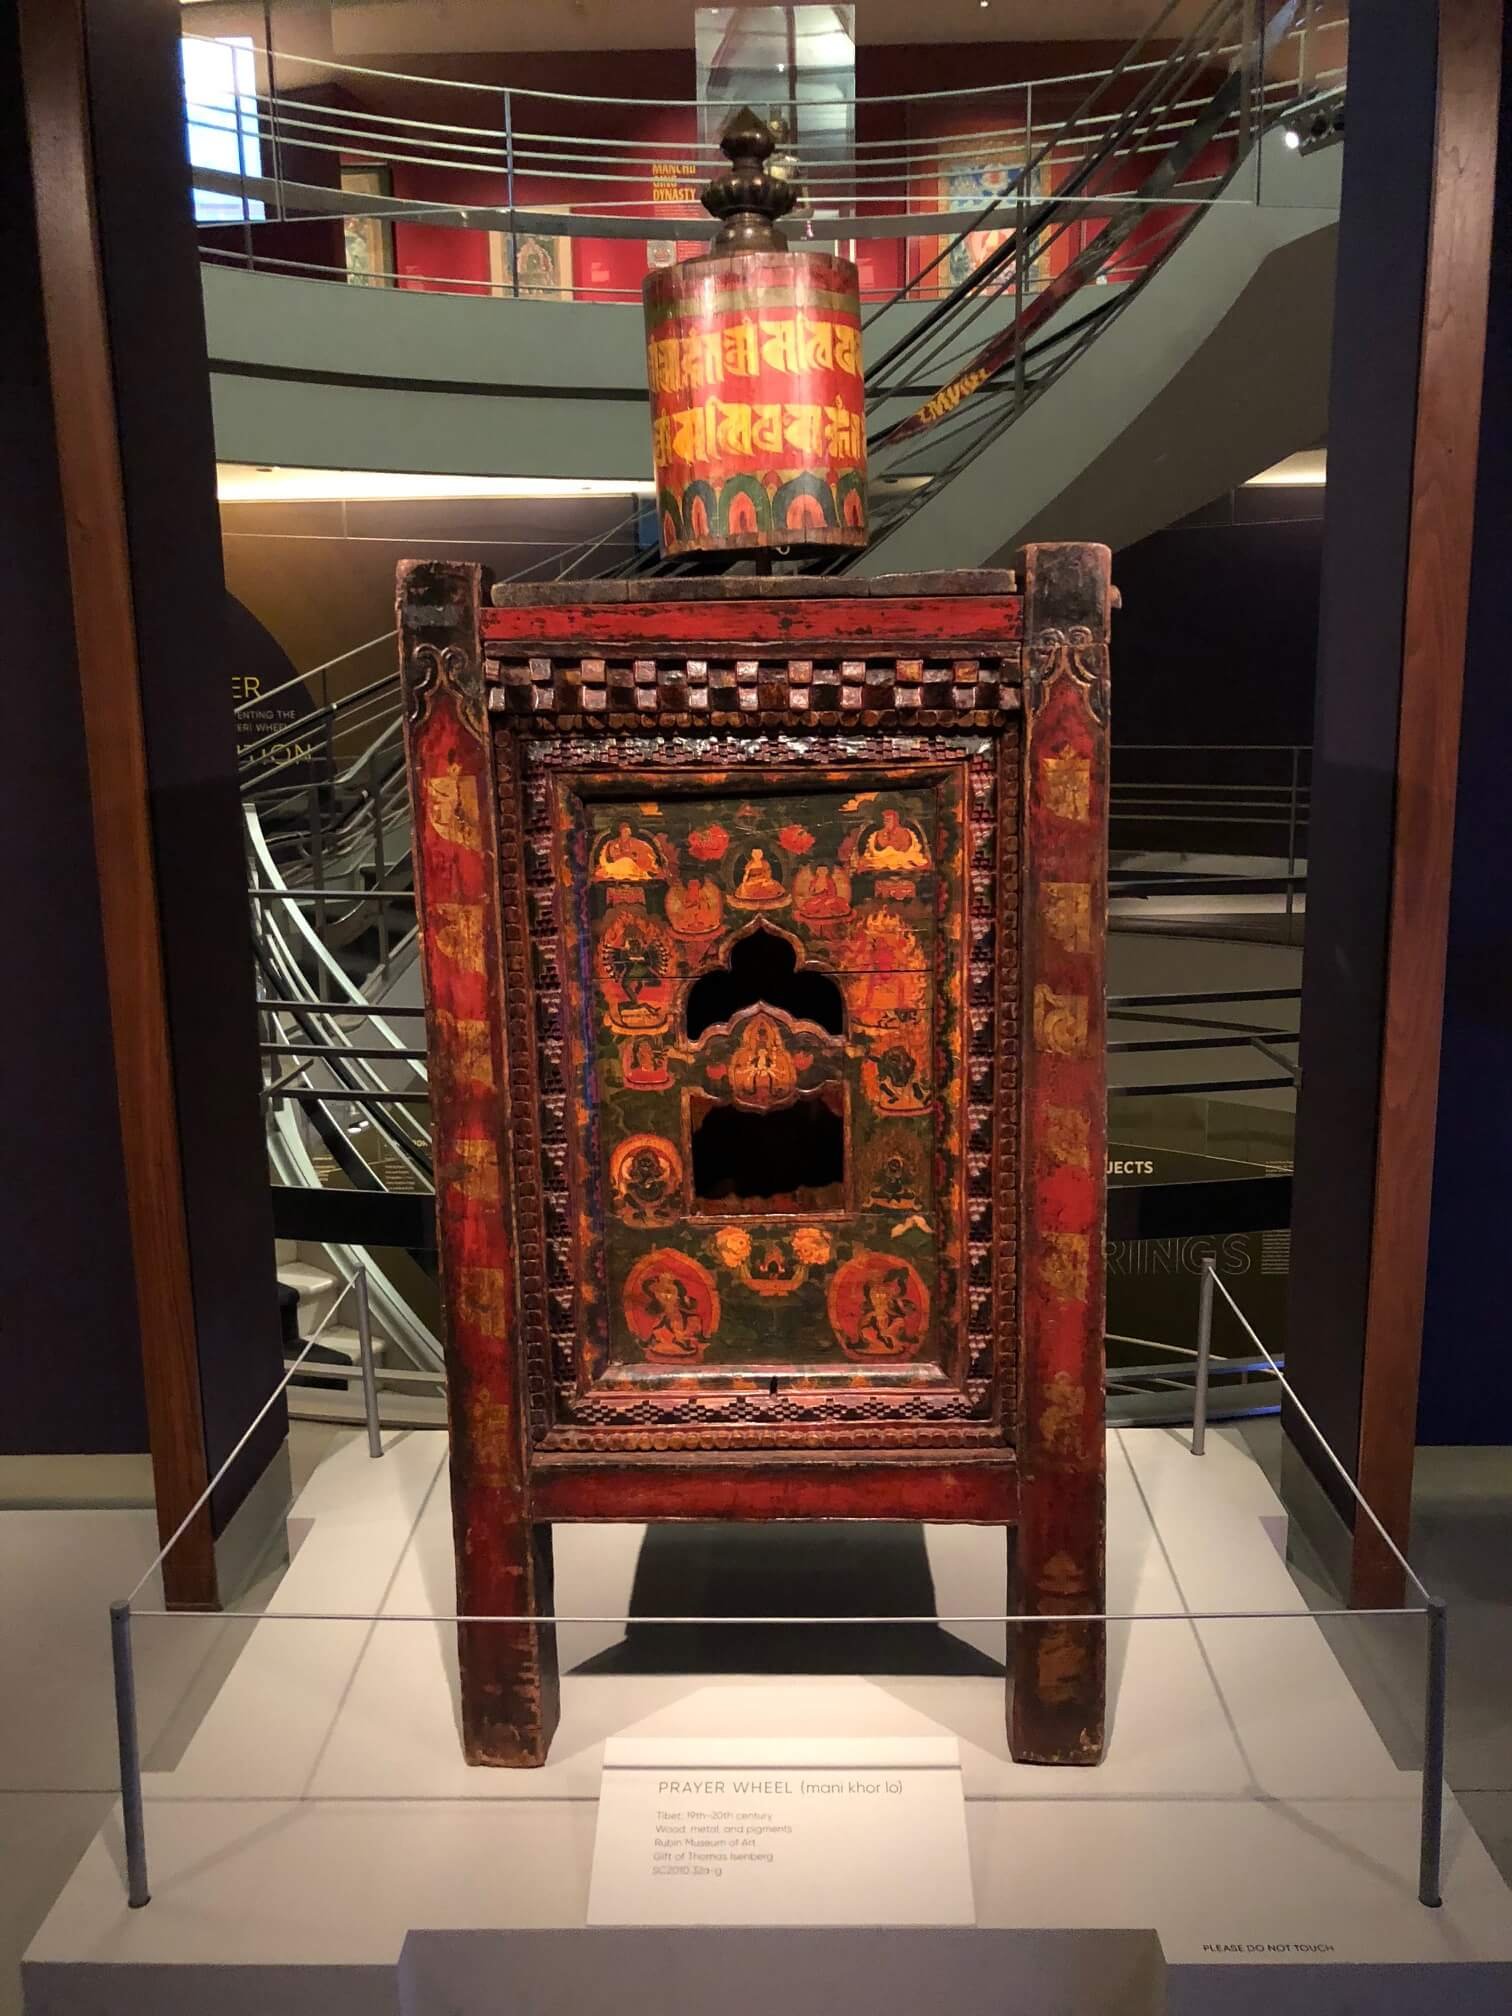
641;109;868;558
644;249;867;556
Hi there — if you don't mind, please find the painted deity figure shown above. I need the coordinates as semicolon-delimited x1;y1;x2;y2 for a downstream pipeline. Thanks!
666;874;724;938
597;912;675;1031
858;1272;920;1357
856;806;930;874
612;1139;680;1225
594;822;660;884
734;847;784;905
643;1269;707;1359
620;1036;673;1089
794;863;852;923
729;1012;798;1107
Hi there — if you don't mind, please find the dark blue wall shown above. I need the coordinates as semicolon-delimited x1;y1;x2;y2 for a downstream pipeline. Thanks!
1285;0;1439;1516
1110;494;1323;750
1;7;147;1455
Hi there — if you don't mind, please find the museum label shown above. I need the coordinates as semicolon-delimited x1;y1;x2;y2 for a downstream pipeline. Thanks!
588;1736;974;1927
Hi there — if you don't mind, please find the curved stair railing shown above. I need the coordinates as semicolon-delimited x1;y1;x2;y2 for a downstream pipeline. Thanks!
854;1;1329;560
243;655;443;1387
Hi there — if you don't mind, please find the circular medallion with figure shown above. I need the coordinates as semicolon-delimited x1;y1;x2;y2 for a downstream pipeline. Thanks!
623;1249;721;1364
826;1251;931;1361
608;1134;684;1226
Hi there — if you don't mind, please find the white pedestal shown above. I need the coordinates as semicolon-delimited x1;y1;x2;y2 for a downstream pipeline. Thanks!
22;1428;1512;2015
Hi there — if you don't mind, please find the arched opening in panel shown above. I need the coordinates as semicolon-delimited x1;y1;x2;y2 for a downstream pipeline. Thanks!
684;926;844;1041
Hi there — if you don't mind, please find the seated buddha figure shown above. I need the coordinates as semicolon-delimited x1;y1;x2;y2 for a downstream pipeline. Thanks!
731;846;786;908
666;873;723;939
794;863;851;922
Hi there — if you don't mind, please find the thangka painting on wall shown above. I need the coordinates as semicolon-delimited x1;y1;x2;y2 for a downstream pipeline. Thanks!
340;162;394;287
913;147;1051;300
488;223;575;300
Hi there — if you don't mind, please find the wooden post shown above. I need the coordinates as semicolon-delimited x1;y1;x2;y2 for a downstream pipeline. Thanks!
1352;0;1501;1607
398;560;559;1763
1010;542;1112;1764
20;0;216;1607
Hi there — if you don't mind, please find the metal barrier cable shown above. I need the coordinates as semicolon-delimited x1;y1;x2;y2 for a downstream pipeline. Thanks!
123;1274;361;1605
124;1603;1426;1626
1204;1264;1435;1606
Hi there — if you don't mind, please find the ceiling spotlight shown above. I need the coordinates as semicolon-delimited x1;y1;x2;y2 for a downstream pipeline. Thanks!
1283;88;1346;157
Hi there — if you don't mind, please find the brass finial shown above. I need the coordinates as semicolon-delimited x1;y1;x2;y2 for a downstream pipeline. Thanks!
701;106;798;254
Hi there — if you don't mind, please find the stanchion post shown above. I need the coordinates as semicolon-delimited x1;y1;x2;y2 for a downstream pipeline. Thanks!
1420;1596;1448;1908
354;1268;383;1459
1285;745;1300;920
1192;1256;1215;1455
1012;184;1027;414
504;88;519;297
109;1600;150;1908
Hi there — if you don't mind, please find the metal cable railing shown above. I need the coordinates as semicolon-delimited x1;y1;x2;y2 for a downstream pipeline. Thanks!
848;0;1327;558
183;4;1345;303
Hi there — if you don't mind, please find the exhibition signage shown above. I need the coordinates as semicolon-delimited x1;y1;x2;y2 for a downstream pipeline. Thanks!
587;1736;974;1926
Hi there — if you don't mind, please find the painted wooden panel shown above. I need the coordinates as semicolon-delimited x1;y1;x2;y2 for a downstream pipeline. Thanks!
480;596;1024;651
563;775;961;1381
401;554;1110;1769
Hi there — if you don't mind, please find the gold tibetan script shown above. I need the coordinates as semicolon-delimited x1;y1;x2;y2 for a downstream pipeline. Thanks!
652;398;864;469
1034;985;1089;1057
431;903;486;974
1043;882;1092;955
647;316;862;397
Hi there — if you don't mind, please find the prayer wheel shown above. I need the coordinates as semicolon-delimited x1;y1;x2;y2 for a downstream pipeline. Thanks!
643;108;868;558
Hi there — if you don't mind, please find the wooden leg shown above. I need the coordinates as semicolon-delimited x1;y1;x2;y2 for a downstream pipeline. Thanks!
1008;1489;1106;1766
1012;542;1113;1767
458;1519;560;1767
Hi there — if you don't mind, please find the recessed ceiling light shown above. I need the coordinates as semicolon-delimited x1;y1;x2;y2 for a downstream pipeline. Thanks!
1243;449;1327;487
215;464;656;503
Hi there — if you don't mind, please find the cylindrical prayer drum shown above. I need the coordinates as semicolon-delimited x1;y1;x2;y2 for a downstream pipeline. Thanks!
641;108;868;559
643;249;868;557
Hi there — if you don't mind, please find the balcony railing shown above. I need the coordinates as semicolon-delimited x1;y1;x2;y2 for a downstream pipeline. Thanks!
183;3;1346;306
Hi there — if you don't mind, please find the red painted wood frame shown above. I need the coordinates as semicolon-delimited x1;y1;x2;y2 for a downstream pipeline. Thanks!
399;553;1111;1770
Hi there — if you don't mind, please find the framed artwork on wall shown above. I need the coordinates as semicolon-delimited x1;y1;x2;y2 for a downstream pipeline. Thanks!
340;161;394;287
913;147;1049;301
488;223;575;299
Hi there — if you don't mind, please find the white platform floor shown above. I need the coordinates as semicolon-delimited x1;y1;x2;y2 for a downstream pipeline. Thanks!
13;1425;1512;2014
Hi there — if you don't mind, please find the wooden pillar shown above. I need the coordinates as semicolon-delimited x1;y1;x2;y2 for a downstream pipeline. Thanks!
20;0;215;1604
399;560;560;1764
1352;0;1502;1605
1287;0;1503;1608
19;0;287;1605
0;6;146;1463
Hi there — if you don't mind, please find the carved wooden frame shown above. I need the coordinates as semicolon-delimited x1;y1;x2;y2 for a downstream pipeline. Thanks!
400;553;1111;1771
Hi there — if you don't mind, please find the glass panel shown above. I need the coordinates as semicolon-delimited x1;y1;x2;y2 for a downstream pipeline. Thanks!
181;35;266;224
695;4;857;180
